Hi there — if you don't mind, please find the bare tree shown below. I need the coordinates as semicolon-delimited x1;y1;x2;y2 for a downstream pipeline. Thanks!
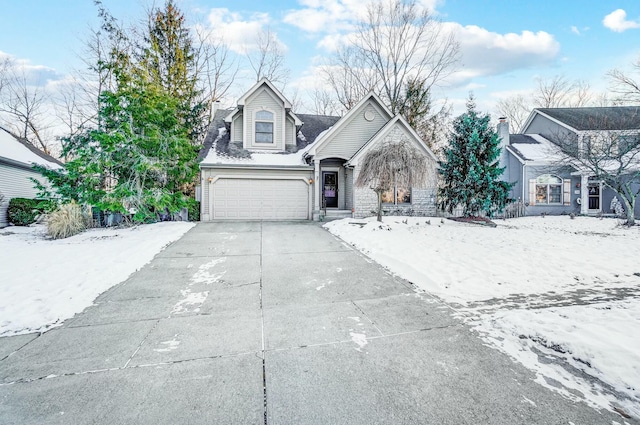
550;116;640;225
308;86;339;116
355;138;436;221
498;76;597;132
328;0;458;114
496;94;530;133
193;28;238;123
246;27;289;87
0;64;53;154
609;57;640;104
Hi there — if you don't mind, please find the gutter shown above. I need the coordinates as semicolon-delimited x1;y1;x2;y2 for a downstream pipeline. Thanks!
199;163;313;171
0;156;45;172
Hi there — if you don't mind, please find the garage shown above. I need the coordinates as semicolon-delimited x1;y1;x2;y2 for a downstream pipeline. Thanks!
211;178;309;220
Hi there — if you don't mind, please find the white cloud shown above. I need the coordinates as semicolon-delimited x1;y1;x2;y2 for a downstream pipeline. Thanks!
571;25;580;35
445;23;560;85
203;8;285;54
603;9;640;32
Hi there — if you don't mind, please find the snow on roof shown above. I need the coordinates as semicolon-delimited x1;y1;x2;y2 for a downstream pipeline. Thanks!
509;134;565;163
201;128;310;167
0;127;62;169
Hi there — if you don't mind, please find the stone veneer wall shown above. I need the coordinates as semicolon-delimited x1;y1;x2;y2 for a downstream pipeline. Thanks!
352;168;437;218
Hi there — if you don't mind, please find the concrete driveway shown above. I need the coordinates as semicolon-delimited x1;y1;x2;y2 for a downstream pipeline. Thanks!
0;221;630;424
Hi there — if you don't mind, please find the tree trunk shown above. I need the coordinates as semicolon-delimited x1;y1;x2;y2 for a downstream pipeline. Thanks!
376;189;383;222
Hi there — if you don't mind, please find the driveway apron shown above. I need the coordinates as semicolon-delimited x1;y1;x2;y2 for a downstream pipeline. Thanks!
0;221;631;424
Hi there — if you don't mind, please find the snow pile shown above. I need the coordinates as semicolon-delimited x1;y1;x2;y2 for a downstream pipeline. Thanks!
325;216;640;304
325;215;640;417
0;222;194;336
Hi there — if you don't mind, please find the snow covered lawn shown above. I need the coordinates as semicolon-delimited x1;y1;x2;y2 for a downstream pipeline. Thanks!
0;222;194;337
325;216;640;419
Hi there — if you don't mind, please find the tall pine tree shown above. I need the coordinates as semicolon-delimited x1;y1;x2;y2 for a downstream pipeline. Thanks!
438;96;513;217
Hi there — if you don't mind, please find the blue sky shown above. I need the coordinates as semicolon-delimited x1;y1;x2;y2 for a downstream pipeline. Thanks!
1;0;640;123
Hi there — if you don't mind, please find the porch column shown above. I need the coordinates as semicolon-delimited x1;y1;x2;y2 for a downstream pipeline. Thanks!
580;174;589;215
314;159;320;216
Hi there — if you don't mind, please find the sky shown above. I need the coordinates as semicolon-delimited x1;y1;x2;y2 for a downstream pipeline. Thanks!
1;0;640;134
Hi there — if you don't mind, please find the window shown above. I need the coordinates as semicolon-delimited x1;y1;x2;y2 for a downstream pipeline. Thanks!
535;174;562;204
255;110;273;143
382;185;411;204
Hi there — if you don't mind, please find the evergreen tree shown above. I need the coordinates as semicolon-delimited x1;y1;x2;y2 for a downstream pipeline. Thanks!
438;96;513;217
36;2;198;223
141;0;207;147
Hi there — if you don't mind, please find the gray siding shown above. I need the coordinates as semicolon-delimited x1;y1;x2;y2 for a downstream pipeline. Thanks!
316;101;390;160
524;114;577;151
505;151;523;201
244;88;285;150
345;168;353;210
233;113;243;142
523;165;580;216
0;163;48;228
285;116;296;148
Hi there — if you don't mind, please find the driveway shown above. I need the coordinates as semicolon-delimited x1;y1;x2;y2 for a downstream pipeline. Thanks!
0;221;630;424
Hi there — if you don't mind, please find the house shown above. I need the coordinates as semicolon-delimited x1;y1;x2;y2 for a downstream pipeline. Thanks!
198;78;438;221
499;107;640;218
0;127;63;227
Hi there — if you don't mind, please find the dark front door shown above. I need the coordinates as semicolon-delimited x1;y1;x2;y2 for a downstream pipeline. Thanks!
588;183;600;210
323;171;338;208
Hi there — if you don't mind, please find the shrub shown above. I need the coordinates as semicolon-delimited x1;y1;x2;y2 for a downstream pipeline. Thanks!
8;198;39;226
186;199;200;221
47;202;89;239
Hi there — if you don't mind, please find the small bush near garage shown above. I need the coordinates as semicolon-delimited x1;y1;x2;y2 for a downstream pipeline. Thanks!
47;202;90;239
7;198;55;226
187;199;200;221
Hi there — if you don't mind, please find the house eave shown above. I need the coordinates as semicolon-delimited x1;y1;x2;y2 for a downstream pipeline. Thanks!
0;156;41;172
199;163;313;171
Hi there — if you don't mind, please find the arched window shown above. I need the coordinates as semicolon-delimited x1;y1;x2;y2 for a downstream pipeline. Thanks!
535;174;562;204
255;110;274;144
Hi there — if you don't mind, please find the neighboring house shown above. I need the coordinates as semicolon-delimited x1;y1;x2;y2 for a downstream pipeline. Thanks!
499;107;640;218
0;127;63;227
198;78;438;221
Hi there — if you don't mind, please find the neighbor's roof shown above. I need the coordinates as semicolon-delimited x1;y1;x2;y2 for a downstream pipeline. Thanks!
507;134;566;163
535;107;640;131
0;126;63;169
198;108;339;167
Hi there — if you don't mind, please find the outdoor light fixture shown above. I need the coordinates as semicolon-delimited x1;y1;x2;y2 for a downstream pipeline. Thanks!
308;178;314;184
208;177;213;183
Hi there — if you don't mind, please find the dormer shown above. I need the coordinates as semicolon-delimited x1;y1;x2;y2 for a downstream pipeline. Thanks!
225;78;302;152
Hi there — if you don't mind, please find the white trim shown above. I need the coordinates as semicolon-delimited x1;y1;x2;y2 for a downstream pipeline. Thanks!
521;109;580;135
306;92;393;157
346;115;437;167
238;78;292;109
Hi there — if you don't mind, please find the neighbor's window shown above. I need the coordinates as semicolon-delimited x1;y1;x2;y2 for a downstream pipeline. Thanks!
535;174;562;204
382;185;411;204
255;110;274;143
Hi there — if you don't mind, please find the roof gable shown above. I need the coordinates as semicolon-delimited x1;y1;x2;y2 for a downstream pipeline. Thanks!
523;107;640;133
346;115;437;167
237;78;292;109
306;91;393;159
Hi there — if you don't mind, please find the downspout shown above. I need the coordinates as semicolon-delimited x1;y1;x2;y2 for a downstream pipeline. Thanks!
522;164;526;202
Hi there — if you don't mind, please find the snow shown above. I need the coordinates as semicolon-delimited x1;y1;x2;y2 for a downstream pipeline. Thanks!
510;134;566;163
325;215;640;417
201;127;308;167
0;128;61;169
0;222;194;336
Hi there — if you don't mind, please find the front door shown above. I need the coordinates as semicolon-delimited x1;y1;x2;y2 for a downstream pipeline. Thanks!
322;171;338;208
588;183;601;211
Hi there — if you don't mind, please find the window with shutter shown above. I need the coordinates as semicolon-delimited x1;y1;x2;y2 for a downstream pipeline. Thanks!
563;179;571;205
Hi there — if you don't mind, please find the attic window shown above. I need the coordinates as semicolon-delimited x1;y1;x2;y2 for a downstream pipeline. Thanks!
255;110;274;144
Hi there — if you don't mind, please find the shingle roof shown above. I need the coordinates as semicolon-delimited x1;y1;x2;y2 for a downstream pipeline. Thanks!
197;109;340;163
536;107;640;131
0;126;63;168
507;134;565;162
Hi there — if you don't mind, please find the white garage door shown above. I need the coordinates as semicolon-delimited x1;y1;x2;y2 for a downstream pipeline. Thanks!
212;178;309;220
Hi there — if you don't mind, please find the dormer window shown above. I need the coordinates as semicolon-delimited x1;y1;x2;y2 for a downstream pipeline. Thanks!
255;110;274;144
